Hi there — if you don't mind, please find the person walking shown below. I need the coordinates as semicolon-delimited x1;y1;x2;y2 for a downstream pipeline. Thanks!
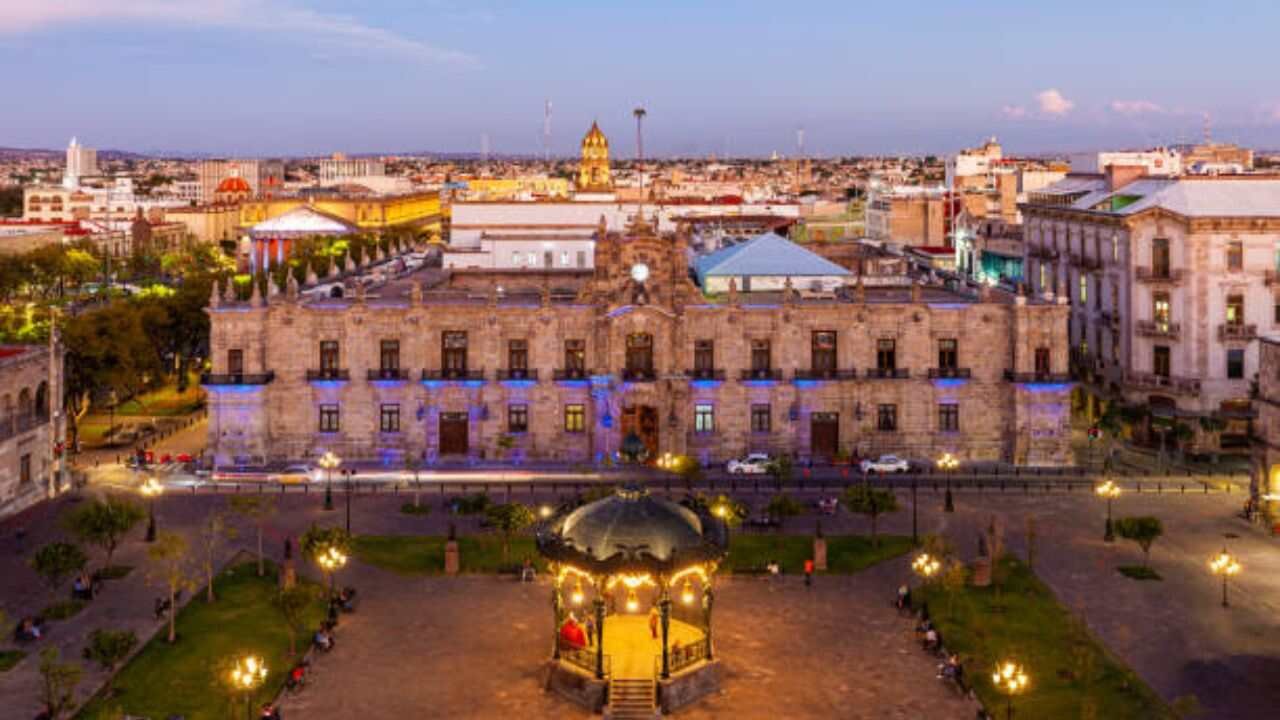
648;606;659;639
803;558;814;588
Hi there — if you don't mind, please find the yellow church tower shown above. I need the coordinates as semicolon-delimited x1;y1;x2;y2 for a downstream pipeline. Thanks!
577;121;613;193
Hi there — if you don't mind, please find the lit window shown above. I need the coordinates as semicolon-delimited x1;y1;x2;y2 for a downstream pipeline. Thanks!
508;404;528;433
695;404;715;433
564;404;585;433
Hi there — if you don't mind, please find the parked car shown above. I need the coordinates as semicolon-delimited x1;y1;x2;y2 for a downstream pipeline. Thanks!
859;455;912;474
274;465;315;484
725;453;772;475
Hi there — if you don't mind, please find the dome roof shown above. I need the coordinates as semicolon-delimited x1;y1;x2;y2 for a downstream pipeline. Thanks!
582;121;608;149
537;486;728;574
216;176;251;194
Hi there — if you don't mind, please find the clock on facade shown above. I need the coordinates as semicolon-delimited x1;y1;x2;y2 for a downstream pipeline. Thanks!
630;263;650;283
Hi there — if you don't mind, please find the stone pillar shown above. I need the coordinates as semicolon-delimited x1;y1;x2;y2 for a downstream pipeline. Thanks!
444;539;459;575
660;595;671;679
813;536;828;572
593;597;606;679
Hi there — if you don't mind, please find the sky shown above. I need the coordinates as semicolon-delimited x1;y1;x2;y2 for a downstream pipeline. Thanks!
1;0;1278;157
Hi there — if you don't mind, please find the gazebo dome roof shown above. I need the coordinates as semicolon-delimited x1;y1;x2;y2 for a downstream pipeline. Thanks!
537;486;728;574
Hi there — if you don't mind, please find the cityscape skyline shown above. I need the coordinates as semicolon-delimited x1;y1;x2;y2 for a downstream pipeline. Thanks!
2;1;1278;157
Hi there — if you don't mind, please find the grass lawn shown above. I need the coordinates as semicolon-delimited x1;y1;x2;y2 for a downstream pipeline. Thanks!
0;649;25;672
42;598;87;620
918;556;1175;719
76;561;325;720
111;375;206;417
353;533;911;576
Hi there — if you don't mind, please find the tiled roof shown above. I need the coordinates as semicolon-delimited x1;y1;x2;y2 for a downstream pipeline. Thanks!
695;232;851;281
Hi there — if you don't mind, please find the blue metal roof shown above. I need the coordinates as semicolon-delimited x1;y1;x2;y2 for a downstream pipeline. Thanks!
694;232;851;284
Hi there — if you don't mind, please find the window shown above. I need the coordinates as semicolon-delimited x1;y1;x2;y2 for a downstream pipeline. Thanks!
380;404;400;433
1153;292;1170;332
1227;240;1243;271
508;339;528;373
560;251;570;267
938;403;959;432
227;349;244;375
1227;295;1244;326
442;331;467;375
937;339;958;370
1227;349;1245;379
1094;277;1103;310
751;339;772;374
319;404;340;433
19;453;31;485
1152;237;1170;277
812;331;836;373
526;252;537;266
694;340;714;373
544;251;553;268
1111;330;1120;365
564;339;585;373
380;340;400;373
511;251;521;267
626;333;653;375
877;339;896;371
1079;276;1088;306
1154;346;1170;378
319;341;339;373
576;250;586;268
1112;234;1120;263
750;404;771;433
1111;284;1119;315
1039;264;1048;293
508;404;528;433
564;404;585;433
1034;347;1051;375
694;404;715;433
877;404;897;432
1274;299;1280;325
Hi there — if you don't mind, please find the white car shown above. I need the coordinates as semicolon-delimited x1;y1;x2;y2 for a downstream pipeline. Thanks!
725;453;772;475
860;455;912;474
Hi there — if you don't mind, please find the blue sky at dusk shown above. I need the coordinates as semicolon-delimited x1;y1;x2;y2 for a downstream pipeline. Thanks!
1;1;1276;157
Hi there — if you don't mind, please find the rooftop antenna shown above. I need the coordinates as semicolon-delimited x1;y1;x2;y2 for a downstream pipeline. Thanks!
634;106;647;222
543;100;552;162
480;132;490;162
1202;112;1212;145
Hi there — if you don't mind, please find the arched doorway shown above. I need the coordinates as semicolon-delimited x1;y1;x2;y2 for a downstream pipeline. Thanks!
621;405;659;461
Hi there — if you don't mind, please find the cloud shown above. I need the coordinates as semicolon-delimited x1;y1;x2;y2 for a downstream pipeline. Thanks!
0;1;476;67
1036;89;1075;116
1001;105;1027;119
1110;100;1164;116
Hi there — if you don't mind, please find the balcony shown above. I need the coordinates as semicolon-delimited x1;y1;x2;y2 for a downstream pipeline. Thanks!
864;367;911;380
621;367;657;382
305;369;349;382
1218;323;1257;342
1135;320;1181;339
366;368;410;381
1134;267;1184;285
684;368;727;381
422;369;485;382
1004;370;1072;384
552;368;588;382
496;368;539;381
740;368;783;382
794;368;858;381
201;371;275;386
927;367;971;379
1124;371;1201;395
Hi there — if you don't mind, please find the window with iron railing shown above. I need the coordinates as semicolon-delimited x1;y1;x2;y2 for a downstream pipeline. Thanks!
508;404;528;433
1153;293;1170;332
1227;241;1243;271
1152;237;1170;278
380;340;400;373
227;349;243;375
877;339;896;372
319;341;339;373
508;339;528;373
1227;295;1244;326
751;339;771;373
443;332;468;374
937;339;957;370
1153;346;1170;378
565;339;585;373
812;331;836;373
1034;347;1051;376
694;340;715;373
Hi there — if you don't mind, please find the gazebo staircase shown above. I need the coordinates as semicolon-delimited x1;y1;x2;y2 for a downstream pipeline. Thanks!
608;678;657;719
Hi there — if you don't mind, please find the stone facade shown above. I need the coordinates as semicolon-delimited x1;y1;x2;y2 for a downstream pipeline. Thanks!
204;222;1072;468
0;341;65;519
1253;337;1280;512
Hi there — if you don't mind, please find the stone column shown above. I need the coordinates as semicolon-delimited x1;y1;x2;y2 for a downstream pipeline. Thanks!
593;596;606;679
659;595;671;679
702;586;714;661
551;585;562;660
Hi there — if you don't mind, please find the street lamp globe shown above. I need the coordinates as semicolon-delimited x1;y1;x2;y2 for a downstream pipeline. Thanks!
1095;480;1121;542
991;660;1029;720
1209;548;1241;608
911;552;941;581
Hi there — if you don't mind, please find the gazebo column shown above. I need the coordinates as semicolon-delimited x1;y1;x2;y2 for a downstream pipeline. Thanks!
551;584;562;660
659;594;671;679
703;586;715;661
276;235;284;266
593;596;606;679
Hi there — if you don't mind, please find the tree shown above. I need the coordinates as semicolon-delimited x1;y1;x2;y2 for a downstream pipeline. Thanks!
299;526;352;592
684;493;746;529
485;502;536;563
765;455;794;490
229;496;275;577
82;629;137;696
31;542;88;601
37;646;82;719
765;493;804;533
275;584;319;656
941;559;969;619
1114;516;1164;568
842;484;899;545
198;510;236;603
147;531;194;643
66;497;145;572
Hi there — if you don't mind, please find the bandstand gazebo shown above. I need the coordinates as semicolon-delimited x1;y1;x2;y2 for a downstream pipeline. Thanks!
537;485;728;715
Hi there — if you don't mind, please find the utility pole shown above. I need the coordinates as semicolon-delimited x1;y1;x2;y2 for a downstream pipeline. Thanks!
633;106;647;220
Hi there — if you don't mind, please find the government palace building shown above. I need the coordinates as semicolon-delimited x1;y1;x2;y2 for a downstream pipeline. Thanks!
202;216;1073;469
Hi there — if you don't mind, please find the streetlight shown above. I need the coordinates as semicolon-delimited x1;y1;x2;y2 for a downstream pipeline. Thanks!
228;654;268;720
315;544;348;597
1095;480;1121;542
911;552;941;582
140;476;164;543
991;660;1029;720
538;504;554;520
342;468;355;534
936;452;959;513
1209;547;1241;609
318;451;340;511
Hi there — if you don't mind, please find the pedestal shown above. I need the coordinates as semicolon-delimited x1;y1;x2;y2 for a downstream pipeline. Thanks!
813;537;827;572
280;559;297;590
971;557;992;587
445;540;459;575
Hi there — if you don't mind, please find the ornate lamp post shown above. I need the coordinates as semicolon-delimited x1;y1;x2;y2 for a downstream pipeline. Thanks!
991;660;1029;720
228;654;268;720
910;552;940;611
936;452;959;513
342;468;355;534
1209;547;1241;608
140;476;164;542
318;451;340;511
1095;480;1121;542
315;544;348;597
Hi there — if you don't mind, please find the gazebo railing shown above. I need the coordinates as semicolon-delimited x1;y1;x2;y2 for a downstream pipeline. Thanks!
656;640;709;677
561;646;609;677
